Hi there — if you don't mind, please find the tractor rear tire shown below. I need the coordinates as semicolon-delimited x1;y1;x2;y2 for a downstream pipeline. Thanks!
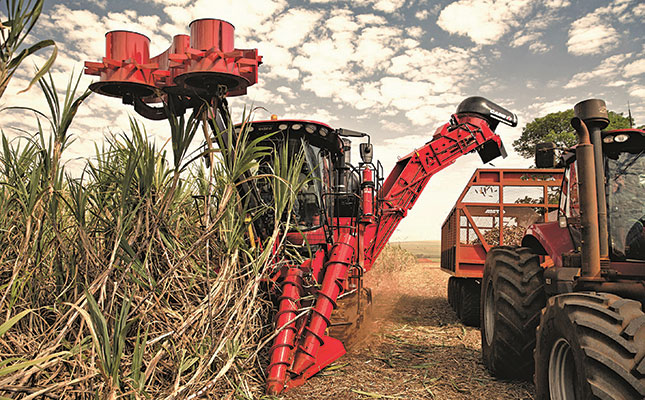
459;279;480;327
480;246;545;380
535;292;645;400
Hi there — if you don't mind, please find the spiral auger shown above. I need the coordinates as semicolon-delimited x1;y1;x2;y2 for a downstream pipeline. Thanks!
266;267;303;395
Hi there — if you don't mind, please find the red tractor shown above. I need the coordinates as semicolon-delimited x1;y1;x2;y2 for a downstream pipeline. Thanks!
479;99;645;399
84;18;519;394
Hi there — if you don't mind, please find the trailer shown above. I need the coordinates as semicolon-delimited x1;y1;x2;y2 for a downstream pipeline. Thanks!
441;168;563;325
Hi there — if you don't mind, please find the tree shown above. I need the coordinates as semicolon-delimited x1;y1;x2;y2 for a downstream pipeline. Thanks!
512;109;634;159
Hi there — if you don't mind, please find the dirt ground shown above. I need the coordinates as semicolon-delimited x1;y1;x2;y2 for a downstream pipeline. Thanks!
281;262;534;400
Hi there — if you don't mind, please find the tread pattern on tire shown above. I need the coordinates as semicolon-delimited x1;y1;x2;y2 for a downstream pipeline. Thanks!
534;292;645;400
481;246;546;380
447;276;456;309
460;279;480;327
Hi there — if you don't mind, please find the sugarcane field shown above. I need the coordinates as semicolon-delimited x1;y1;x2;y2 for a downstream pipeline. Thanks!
1;0;644;399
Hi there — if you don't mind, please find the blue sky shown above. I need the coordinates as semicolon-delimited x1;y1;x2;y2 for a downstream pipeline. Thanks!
1;0;644;240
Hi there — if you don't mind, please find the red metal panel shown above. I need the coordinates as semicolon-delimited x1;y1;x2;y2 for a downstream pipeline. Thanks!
106;31;150;63
189;18;235;51
84;18;262;103
365;115;506;266
525;221;574;268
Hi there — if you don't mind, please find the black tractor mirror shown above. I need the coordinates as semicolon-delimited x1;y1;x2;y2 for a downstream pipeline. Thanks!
536;142;556;168
360;143;373;164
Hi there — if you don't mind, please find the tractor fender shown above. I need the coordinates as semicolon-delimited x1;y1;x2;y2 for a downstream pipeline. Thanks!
522;221;574;268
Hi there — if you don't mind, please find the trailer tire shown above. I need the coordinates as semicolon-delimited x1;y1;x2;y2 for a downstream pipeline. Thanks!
459;279;480;327
480;246;545;380
534;292;645;400
454;279;464;319
447;277;457;309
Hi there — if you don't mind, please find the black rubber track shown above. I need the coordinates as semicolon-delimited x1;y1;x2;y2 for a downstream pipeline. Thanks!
535;292;645;400
459;279;480;327
480;246;545;380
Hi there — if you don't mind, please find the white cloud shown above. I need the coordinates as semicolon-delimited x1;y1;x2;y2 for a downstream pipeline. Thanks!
159;0;287;40
544;0;570;8
525;97;576;116
511;31;539;48
503;1;569;53
276;86;296;98
353;0;405;13
567;13;619;56
388;46;474;88
245;85;285;106
563;53;631;89
353;26;401;72
288;10;415;107
437;0;533;45
356;14;388;25
415;10;429;19
635;4;645;17
282;104;338;123
528;41;549;54
378;77;434;111
326;10;361;33
407;27;424;39
145;0;191;5
267;9;322;49
405;104;455;127
372;0;406;13
630;87;645;100
565;0;638;56
624;59;645;78
253;42;300;81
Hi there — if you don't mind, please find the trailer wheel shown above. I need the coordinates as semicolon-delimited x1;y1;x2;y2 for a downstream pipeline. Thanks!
480;246;545;379
535;292;645;400
454;279;464;319
459;279;480;327
447;276;457;309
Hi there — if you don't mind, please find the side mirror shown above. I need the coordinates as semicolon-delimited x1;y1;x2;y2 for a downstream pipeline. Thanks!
360;143;373;164
536;142;556;168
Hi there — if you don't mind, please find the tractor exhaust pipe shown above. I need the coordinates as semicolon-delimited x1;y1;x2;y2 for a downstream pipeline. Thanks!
574;99;610;259
571;117;601;278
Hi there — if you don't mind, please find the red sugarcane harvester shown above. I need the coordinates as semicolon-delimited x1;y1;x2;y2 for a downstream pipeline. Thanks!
84;19;518;394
